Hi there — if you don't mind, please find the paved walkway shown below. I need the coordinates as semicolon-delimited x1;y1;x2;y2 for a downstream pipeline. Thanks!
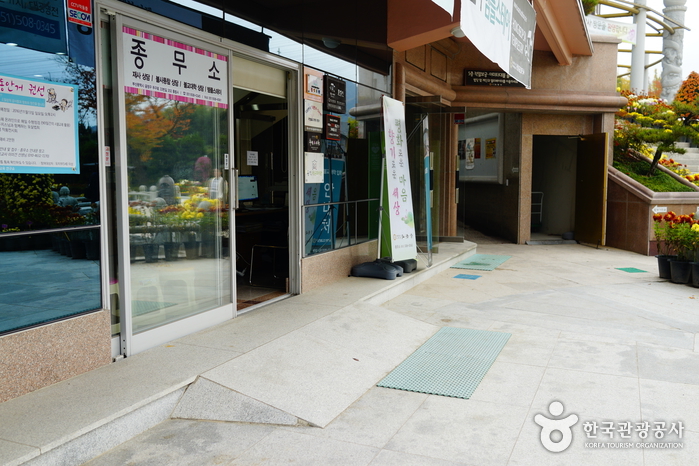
3;235;699;465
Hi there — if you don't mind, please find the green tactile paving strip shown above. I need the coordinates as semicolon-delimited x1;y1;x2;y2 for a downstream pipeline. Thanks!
377;327;511;399
451;254;511;271
131;300;175;316
616;267;648;273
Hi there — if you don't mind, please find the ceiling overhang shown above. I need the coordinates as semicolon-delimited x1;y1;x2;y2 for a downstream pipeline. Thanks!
389;0;593;65
192;0;392;74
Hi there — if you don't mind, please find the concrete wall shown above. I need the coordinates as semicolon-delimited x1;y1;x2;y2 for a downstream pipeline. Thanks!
0;310;111;402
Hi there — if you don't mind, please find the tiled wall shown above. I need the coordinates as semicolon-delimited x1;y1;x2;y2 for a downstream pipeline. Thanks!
300;241;377;293
0;311;111;403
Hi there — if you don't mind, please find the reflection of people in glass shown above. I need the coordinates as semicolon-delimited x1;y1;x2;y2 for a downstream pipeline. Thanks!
194;155;211;184
207;168;228;200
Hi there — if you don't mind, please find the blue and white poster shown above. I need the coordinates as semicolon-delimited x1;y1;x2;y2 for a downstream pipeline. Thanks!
0;74;79;174
304;156;345;255
0;0;67;55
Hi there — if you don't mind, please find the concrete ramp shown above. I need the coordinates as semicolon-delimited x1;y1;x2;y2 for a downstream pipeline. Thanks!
173;378;307;426
184;303;438;427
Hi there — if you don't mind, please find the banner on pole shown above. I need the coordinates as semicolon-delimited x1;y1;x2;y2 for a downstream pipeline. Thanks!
381;96;417;261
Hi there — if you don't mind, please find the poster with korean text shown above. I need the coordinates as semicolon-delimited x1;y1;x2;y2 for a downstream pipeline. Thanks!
381;96;417;261
0;74;79;174
121;27;228;108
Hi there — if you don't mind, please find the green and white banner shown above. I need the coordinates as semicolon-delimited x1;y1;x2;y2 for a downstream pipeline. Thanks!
381;96;417;261
461;0;536;88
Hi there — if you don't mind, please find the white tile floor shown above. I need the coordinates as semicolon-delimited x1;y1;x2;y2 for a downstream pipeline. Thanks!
8;238;699;466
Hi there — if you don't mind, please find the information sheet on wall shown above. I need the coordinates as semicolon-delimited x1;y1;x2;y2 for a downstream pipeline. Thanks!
381;96;417;261
0;75;79;174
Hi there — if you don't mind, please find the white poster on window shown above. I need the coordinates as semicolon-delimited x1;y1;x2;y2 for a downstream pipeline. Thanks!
121;26;228;108
0;74;79;174
382;96;417;261
247;150;258;166
304;100;323;133
305;152;324;183
460;0;535;88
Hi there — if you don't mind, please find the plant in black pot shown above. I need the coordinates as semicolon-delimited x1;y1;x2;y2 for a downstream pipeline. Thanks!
666;213;697;284
653;212;676;279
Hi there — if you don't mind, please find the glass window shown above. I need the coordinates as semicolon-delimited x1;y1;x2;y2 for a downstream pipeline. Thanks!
0;26;102;335
303;81;382;256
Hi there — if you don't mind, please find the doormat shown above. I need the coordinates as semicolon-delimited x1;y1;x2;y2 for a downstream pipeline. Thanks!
451;254;511;271
616;267;648;273
454;274;481;280
377;327;511;399
131;300;175;316
237;291;286;310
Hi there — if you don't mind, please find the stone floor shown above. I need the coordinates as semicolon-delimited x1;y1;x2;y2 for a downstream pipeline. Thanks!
76;240;699;466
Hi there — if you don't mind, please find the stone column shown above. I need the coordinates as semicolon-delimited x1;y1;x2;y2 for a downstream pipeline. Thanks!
660;0;687;102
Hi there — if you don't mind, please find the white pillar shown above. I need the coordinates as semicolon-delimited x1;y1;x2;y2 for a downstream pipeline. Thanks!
630;0;647;93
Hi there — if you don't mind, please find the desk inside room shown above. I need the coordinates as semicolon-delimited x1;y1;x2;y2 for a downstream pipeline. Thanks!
235;206;288;288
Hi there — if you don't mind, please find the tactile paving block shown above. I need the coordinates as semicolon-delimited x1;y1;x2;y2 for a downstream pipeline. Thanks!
377;327;511;399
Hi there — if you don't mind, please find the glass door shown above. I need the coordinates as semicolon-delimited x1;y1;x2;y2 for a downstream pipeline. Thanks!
111;14;234;355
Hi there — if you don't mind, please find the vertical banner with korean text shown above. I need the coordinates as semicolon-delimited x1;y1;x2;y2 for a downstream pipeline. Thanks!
121;27;228;107
381;96;417;261
0;75;79;174
460;0;535;88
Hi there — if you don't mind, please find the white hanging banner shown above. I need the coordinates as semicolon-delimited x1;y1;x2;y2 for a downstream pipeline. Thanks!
381;96;417;261
586;16;637;44
431;0;454;16
460;0;535;89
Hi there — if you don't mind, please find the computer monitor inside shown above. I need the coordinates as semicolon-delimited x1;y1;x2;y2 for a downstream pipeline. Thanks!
238;175;259;201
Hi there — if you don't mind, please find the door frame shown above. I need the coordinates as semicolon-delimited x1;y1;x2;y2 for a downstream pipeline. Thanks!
98;0;302;356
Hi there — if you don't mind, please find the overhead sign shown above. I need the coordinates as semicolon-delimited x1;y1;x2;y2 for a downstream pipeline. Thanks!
122;27;228;108
465;70;524;87
586;16;637;44
0;0;67;55
381;96;417;261
0;74;79;174
460;0;535;88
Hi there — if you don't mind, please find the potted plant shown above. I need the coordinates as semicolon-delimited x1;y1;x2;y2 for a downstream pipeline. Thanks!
688;221;699;288
653;212;677;279
667;213;697;284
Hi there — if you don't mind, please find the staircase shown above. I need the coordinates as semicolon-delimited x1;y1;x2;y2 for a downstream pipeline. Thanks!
667;142;699;175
